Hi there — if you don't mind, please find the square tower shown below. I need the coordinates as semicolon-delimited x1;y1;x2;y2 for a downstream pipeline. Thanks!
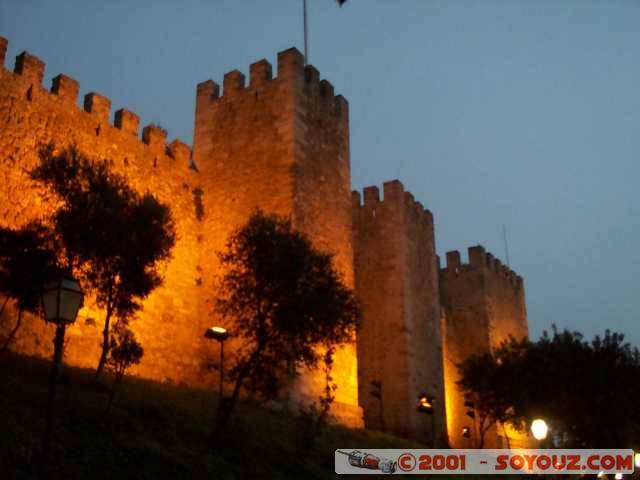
193;48;360;426
440;245;529;447
352;180;446;443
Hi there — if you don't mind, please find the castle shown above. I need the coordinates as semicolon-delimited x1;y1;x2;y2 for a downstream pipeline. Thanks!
0;36;529;447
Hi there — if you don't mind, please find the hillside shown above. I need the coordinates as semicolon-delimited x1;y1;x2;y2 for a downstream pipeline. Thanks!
0;353;434;479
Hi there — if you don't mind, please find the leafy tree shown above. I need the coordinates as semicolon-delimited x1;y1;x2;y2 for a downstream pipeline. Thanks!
458;326;640;448
0;222;63;355
213;210;359;434
30;144;176;377
457;349;519;448
297;347;337;450
106;325;144;410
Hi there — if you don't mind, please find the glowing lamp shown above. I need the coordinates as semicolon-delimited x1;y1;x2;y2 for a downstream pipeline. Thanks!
204;326;229;418
462;426;471;438
530;418;548;441
41;276;84;324
417;393;434;414
204;326;228;342
635;452;640;468
614;473;623;480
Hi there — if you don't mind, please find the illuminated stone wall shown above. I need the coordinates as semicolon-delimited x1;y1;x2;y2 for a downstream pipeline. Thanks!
192;47;360;426
0;38;209;386
440;245;529;447
0;37;361;426
352;180;446;443
0;33;531;437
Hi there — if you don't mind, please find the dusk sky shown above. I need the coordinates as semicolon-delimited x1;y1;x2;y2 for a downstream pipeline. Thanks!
1;1;638;345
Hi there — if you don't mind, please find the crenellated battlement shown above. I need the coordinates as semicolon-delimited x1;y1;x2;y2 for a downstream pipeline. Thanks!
0;32;531;441
0;36;192;168
195;47;347;120
352;180;433;226
441;245;523;288
352;180;444;440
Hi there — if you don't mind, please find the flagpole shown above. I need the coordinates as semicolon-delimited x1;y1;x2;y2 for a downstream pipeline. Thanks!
303;0;309;64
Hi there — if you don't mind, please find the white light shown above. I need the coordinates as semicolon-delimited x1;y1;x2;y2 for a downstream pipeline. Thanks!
42;277;84;324
530;418;548;441
596;472;605;479
614;473;623;480
635;452;640;468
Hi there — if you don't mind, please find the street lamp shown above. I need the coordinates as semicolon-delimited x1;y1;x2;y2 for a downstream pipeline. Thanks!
530;418;549;441
204;326;229;410
40;276;84;471
417;393;436;447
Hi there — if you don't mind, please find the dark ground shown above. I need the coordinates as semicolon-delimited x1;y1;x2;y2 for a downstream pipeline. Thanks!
0;353;585;479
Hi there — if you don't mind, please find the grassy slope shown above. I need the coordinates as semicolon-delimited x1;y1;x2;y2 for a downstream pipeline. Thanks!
0;354;555;479
0;354;432;479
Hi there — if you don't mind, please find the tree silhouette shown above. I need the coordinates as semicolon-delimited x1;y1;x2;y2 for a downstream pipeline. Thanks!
0;222;63;355
458;326;640;448
31;145;176;377
456;350;517;448
213;210;359;435
106;325;144;410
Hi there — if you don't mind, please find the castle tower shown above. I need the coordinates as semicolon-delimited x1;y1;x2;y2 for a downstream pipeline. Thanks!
352;180;446;442
0;38;208;385
440;245;529;447
192;48;361;426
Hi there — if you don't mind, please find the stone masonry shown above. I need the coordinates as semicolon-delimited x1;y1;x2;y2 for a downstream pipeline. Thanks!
0;35;529;443
440;246;529;447
352;180;445;443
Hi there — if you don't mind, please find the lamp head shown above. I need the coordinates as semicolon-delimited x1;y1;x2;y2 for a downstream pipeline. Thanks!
530;418;549;441
417;393;435;414
204;326;228;341
41;276;84;325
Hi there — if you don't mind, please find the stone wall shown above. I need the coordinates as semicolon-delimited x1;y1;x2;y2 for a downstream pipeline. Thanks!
440;245;529;447
352;180;446;442
192;47;360;425
0;32;532;437
0;37;361;426
0;37;210;386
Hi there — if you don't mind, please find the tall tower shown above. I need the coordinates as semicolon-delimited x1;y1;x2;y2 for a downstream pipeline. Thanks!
352;180;446;442
440;245;528;447
192;48;361;426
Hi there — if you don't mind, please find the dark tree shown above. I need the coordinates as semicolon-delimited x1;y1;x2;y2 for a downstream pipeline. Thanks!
213;210;359;434
458;326;640;448
0;222;62;355
297;347;338;449
30;145;176;377
106;325;144;410
456;348;520;448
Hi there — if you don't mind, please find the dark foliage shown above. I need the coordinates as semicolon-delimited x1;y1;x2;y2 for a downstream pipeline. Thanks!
0;222;63;354
106;326;144;410
457;326;640;448
456;352;515;448
30;144;176;377
214;210;359;433
297;347;338;450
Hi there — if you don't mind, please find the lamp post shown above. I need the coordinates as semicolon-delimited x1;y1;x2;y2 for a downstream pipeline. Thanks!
40;276;84;471
417;393;436;447
204;326;229;410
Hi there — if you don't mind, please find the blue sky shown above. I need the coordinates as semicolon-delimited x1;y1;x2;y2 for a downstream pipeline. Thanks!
1;0;638;344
